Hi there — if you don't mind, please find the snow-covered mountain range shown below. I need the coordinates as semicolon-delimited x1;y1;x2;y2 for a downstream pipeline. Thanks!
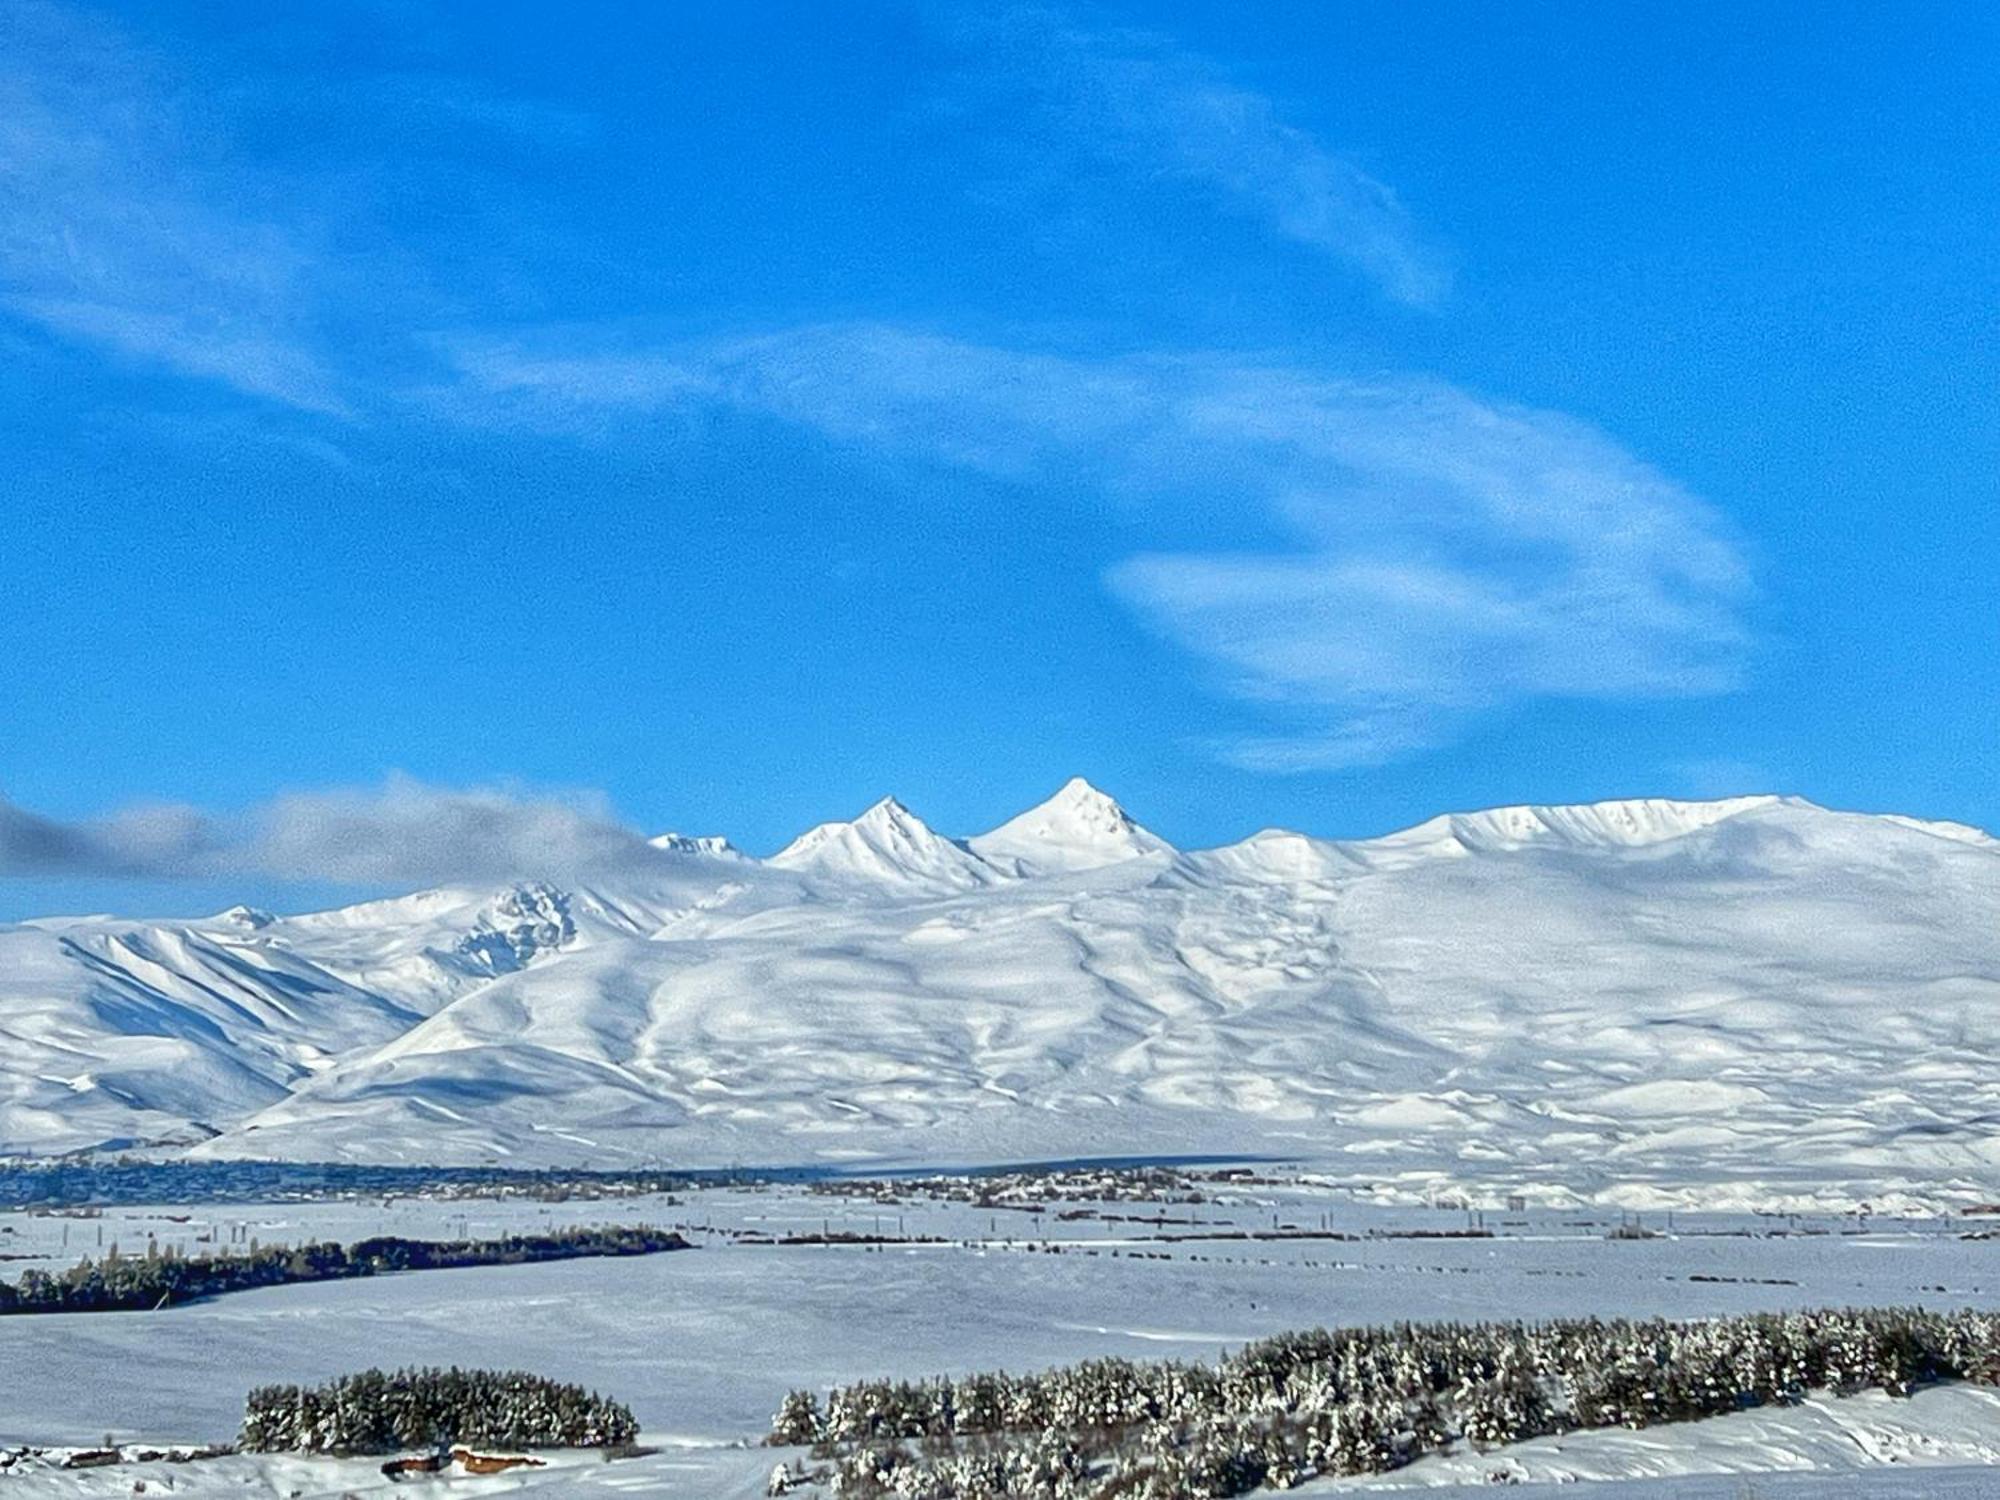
4;781;1998;1208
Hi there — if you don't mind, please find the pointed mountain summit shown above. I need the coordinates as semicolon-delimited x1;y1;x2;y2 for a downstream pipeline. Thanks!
770;796;1001;890
970;777;1174;875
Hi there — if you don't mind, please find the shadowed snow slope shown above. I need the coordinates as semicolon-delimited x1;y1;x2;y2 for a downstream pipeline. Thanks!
4;787;1998;1205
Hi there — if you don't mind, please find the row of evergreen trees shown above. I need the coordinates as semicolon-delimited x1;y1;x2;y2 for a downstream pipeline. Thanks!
0;1224;688;1314
770;1306;2000;1498
240;1367;638;1454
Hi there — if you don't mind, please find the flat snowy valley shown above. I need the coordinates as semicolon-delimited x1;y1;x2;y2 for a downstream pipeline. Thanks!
9;1175;2000;1496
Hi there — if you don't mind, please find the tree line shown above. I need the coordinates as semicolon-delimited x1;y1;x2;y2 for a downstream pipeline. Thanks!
768;1305;2000;1498
0;1224;689;1314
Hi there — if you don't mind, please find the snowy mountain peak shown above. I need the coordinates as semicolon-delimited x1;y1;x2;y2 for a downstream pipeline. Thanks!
857;793;919;826
1053;775;1116;808
648;831;745;860
970;778;1174;874
769;796;1000;891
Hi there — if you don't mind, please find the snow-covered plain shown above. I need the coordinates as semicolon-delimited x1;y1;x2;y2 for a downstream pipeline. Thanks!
4;783;1998;1212
7;1180;2000;1496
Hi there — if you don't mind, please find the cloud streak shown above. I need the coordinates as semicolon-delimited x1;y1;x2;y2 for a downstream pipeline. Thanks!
0;2;348;412
429;322;1750;768
954;8;1449;306
1;0;1443;422
0;777;687;887
0;4;591;416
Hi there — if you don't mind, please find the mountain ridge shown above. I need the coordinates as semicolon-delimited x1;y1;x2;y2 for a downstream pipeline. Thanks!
3;785;1997;1209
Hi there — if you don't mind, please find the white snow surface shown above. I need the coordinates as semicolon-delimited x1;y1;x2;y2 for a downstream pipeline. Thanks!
8;1188;2000;1497
3;784;1998;1205
1316;1384;2000;1491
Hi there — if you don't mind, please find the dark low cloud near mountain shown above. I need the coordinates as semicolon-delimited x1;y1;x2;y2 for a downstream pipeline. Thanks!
0;776;673;887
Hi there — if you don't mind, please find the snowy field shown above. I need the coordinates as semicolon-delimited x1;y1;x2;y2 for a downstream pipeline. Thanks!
7;1174;2000;1495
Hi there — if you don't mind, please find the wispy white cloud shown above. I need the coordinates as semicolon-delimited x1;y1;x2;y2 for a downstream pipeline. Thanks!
0;5;593;417
1111;370;1748;765
11;297;347;415
0;1;348;412
952;8;1449;307
428;322;1750;768
1;0;1441;425
0;776;686;886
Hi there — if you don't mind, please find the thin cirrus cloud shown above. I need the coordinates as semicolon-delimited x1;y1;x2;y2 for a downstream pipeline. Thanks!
0;777;682;887
0;4;590;418
0;1;347;415
2;0;1445;418
432;322;1751;769
4;0;1746;774
950;7;1451;308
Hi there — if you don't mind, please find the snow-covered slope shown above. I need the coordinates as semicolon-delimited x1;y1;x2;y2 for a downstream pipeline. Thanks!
0;918;423;1154
5;787;1998;1205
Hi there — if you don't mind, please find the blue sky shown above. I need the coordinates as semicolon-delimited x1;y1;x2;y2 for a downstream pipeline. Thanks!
2;0;1995;917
